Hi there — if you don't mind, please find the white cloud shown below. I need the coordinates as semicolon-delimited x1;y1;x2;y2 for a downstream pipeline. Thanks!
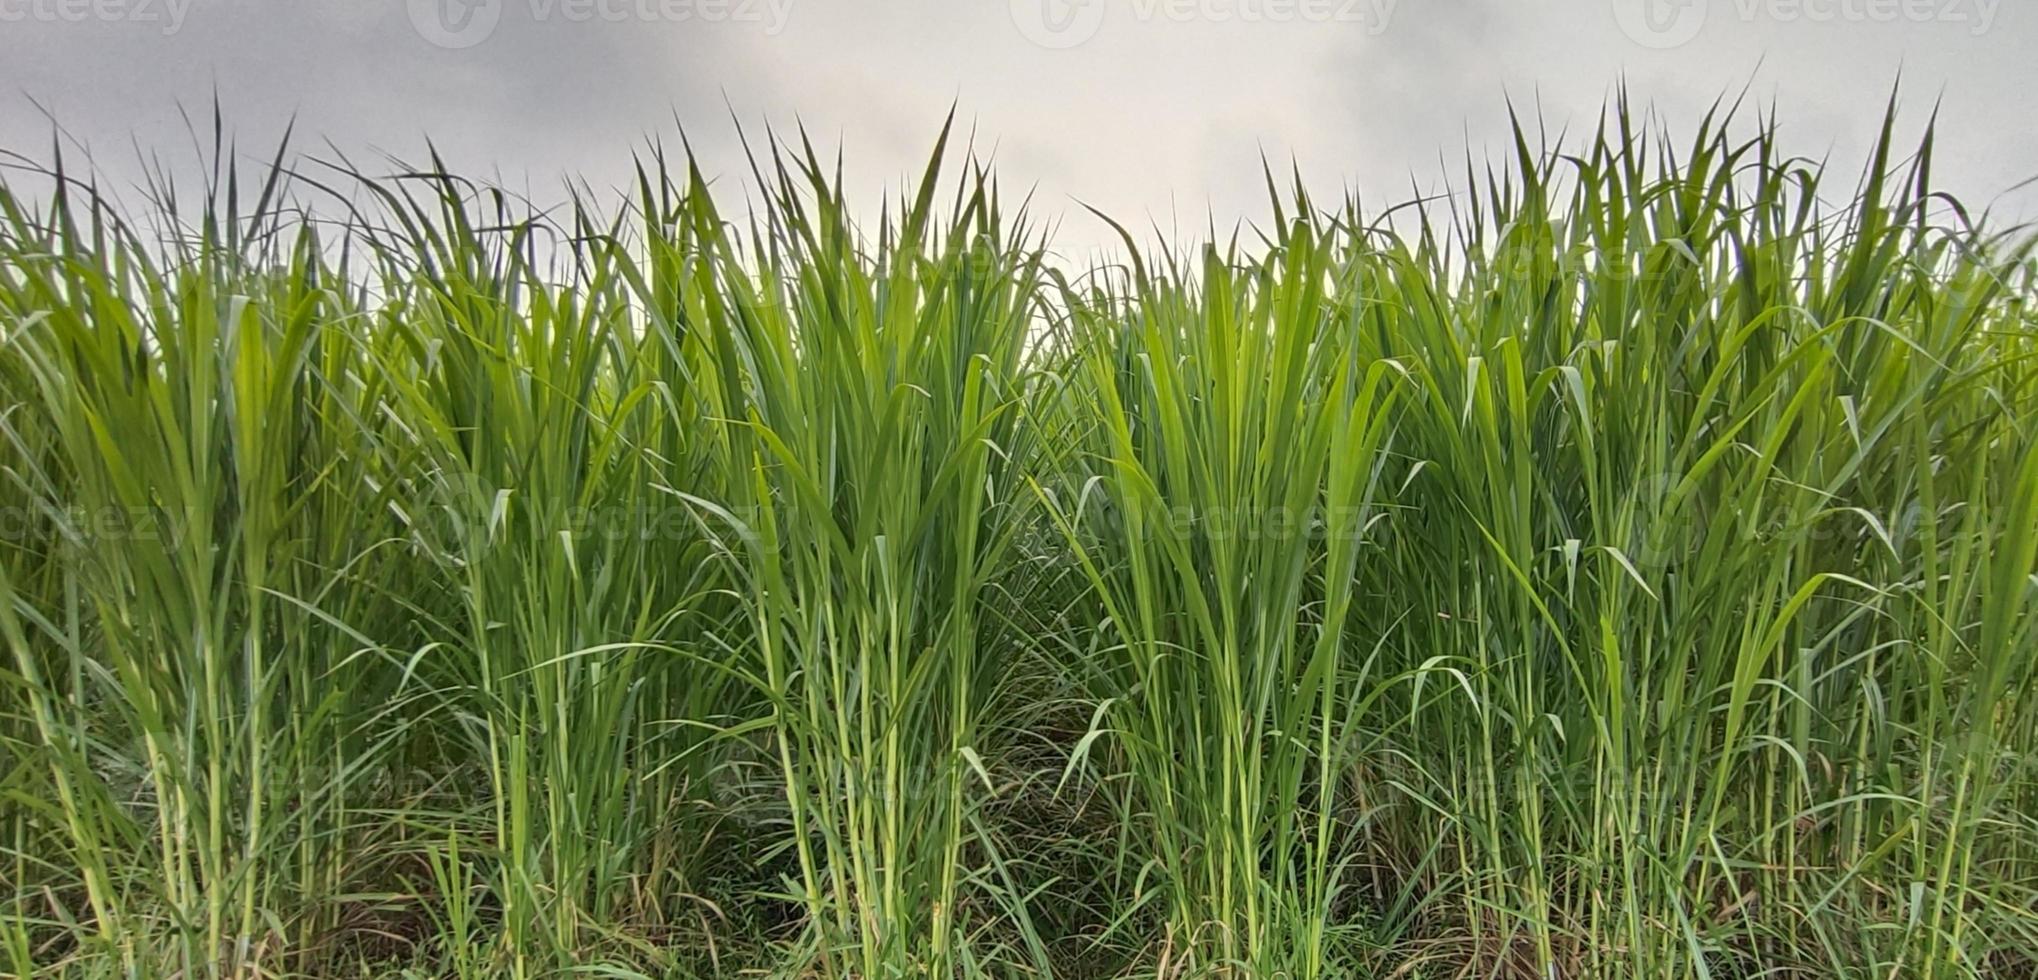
2;0;2030;253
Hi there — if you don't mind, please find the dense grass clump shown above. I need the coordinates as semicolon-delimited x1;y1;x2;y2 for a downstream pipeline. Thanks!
2;101;2035;978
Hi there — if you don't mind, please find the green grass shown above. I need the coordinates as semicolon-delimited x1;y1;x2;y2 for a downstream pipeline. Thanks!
1;98;2034;978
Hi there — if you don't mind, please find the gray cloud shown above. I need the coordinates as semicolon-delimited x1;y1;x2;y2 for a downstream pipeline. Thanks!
2;0;2030;253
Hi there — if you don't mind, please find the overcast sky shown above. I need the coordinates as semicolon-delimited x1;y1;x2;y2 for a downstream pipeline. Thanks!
2;0;2031;258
